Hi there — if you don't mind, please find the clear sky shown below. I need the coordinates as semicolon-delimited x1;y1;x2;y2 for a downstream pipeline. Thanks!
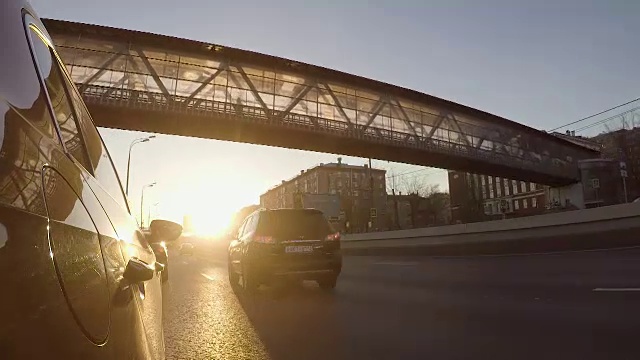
30;0;639;233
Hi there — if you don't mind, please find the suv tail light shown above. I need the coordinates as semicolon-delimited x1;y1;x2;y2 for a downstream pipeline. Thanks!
325;232;341;241
254;235;274;244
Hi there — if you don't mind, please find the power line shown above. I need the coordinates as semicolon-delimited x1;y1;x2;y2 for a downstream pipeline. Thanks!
549;96;640;132
385;167;440;179
574;106;640;134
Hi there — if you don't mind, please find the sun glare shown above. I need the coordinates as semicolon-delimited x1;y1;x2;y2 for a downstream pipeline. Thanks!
149;167;259;238
190;210;233;237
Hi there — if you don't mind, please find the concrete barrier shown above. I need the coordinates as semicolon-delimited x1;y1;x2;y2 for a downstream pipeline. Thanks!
340;202;640;255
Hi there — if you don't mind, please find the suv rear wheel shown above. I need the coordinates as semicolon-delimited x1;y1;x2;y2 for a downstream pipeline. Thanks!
317;276;337;291
242;264;259;294
228;261;239;288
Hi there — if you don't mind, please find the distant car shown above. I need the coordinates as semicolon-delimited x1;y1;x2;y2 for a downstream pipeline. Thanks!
228;208;342;293
150;241;169;282
180;243;195;256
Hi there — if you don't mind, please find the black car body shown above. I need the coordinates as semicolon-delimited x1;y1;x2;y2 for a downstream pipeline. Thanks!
228;208;342;291
0;1;180;358
150;241;169;282
180;242;195;255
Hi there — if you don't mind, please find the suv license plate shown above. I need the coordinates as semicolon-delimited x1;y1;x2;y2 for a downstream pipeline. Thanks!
285;245;313;253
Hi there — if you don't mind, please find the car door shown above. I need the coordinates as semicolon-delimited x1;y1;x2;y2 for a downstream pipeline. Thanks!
22;17;126;359
46;31;166;360
0;7;116;358
63;70;166;360
25;18;159;359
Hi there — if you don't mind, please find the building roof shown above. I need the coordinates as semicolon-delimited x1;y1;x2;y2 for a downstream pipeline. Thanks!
261;162;386;197
551;132;602;152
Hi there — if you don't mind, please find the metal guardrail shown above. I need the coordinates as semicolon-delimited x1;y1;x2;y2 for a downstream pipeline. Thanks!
340;202;640;255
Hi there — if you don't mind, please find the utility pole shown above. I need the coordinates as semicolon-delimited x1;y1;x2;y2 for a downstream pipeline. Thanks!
391;171;400;230
368;158;374;232
140;182;156;228
349;166;355;232
621;161;628;203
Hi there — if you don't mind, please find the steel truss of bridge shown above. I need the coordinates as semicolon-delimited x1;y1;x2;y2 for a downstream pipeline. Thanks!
44;19;598;185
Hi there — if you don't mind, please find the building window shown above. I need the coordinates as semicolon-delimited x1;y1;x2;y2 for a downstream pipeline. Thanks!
523;199;528;209
520;181;526;193
504;179;510;196
530;182;536;191
532;197;537;208
489;188;494;198
591;178;600;189
514;199;520;210
496;182;502;197
512;180;518;195
488;177;493;185
481;176;486;186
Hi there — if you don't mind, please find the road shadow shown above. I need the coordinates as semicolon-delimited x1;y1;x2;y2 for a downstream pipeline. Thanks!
230;277;351;360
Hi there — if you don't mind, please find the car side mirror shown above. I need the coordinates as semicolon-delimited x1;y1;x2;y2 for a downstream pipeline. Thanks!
123;257;155;283
148;219;182;243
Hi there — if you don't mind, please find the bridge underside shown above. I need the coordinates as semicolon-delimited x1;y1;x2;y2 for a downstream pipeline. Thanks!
44;19;598;186
89;103;566;185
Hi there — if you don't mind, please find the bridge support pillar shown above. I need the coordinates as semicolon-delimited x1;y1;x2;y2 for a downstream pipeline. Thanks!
545;183;585;210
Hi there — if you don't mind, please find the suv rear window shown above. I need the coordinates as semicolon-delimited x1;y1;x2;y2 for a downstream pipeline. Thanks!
257;210;333;240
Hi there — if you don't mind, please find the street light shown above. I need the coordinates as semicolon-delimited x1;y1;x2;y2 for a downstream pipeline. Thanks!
148;202;160;228
140;182;156;228
621;161;628;203
126;135;156;196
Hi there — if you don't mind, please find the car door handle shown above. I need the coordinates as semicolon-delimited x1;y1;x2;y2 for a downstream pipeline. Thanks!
123;257;155;283
154;262;165;273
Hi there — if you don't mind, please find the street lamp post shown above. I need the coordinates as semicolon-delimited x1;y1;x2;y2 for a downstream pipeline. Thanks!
148;202;160;228
140;182;156;228
621;162;628;203
126;135;156;196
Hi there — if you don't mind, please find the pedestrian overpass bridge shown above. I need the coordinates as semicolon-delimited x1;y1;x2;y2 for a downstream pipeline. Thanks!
43;19;598;186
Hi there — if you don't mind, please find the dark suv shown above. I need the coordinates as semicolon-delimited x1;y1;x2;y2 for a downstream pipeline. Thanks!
228;208;342;292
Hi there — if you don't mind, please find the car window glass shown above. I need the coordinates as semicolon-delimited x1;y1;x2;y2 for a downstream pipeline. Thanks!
58;64;128;211
237;218;249;238
258;211;332;239
28;27;92;171
243;215;258;238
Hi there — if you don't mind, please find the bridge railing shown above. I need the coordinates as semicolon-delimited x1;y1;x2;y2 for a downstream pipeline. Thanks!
81;84;577;180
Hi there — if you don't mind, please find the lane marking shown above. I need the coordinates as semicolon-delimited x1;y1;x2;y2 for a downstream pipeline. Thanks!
592;288;640;292
201;273;214;281
374;261;419;266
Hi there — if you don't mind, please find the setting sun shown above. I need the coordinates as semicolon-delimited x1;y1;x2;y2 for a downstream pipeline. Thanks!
189;210;233;237
147;169;260;238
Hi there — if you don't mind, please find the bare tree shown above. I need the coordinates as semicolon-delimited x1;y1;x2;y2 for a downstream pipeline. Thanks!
400;175;427;196
425;184;441;196
397;176;447;227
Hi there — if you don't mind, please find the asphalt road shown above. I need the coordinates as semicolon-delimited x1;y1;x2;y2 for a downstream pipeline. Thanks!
162;245;640;360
